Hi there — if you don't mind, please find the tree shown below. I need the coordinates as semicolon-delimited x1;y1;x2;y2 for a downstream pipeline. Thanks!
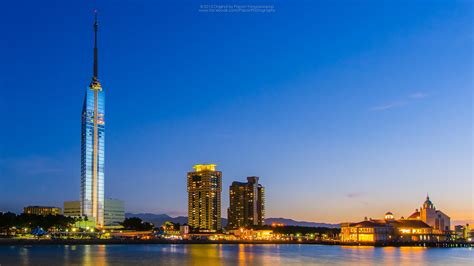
0;212;76;232
162;221;180;231
121;217;153;231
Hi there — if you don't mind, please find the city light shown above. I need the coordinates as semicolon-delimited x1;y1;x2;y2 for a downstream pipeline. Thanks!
0;2;472;266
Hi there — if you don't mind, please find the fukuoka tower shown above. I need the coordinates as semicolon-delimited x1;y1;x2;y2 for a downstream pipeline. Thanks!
80;12;105;227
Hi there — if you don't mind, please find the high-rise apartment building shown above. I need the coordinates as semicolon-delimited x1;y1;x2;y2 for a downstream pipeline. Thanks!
227;176;265;229
81;13;106;227
187;164;222;232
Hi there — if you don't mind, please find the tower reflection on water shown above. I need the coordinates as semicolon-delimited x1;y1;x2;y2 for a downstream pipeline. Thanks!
5;245;471;265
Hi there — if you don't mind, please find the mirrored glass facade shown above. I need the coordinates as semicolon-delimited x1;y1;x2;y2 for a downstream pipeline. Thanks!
81;88;105;226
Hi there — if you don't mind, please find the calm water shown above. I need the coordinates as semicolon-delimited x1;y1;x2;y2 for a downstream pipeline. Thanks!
0;244;472;265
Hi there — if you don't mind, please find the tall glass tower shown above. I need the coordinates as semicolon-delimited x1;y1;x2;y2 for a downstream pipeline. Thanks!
81;13;105;227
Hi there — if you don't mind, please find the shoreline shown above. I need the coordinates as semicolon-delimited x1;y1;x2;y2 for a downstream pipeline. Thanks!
0;239;472;248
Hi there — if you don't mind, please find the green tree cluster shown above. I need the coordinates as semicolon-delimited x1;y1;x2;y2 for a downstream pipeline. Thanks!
121;217;154;231
0;212;76;231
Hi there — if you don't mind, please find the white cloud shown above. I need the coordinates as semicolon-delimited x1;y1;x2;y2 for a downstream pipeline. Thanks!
370;91;428;111
370;101;407;111
409;92;428;99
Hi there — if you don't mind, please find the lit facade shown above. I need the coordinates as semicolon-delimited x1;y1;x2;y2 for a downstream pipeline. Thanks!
340;214;433;243
227;176;265;229
340;220;393;242
187;164;222;232
64;199;123;228
407;195;451;232
341;195;453;244
180;225;190;235
23;206;61;216
455;224;472;240
232;228;273;240
81;14;105;227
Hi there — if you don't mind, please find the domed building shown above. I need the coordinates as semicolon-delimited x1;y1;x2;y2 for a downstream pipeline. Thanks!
340;195;452;244
384;212;395;221
340;211;434;243
407;195;450;232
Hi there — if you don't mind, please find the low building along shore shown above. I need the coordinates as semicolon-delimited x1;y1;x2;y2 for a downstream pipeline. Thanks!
341;196;453;243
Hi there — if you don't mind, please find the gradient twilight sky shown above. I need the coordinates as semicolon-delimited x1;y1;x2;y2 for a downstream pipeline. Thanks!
0;0;472;224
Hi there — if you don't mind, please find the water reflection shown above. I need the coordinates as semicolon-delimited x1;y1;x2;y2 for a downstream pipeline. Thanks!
0;244;472;265
19;246;29;265
77;244;107;266
95;245;107;266
187;244;224;265
238;244;246;265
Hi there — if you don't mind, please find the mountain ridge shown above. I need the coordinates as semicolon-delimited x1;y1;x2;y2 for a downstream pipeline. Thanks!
125;213;339;228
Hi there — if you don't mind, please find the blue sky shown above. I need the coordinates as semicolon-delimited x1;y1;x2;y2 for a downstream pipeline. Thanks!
0;0;472;224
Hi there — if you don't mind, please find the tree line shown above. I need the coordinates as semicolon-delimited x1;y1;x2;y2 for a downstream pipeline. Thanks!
0;212;76;230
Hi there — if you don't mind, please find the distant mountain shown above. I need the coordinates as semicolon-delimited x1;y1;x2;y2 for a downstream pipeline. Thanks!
265;218;339;228
126;213;172;220
125;213;188;226
126;213;339;228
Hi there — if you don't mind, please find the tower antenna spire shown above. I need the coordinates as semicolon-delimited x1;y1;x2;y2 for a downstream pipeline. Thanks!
93;9;99;79
90;9;101;90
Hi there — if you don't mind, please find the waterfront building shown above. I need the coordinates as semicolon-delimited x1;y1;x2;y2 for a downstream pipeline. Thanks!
407;195;451;232
341;195;452;244
341;213;433;243
341;209;450;243
180;225;190;235
64;200;96;228
187;164;222;232
161;222;180;238
23;206;61;216
63;201;81;217
74;220;97;229
454;224;472;240
227;176;265;229
389;219;433;242
81;13;106;227
104;199;125;227
64;199;124;228
340;217;394;243
232;228;274;240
